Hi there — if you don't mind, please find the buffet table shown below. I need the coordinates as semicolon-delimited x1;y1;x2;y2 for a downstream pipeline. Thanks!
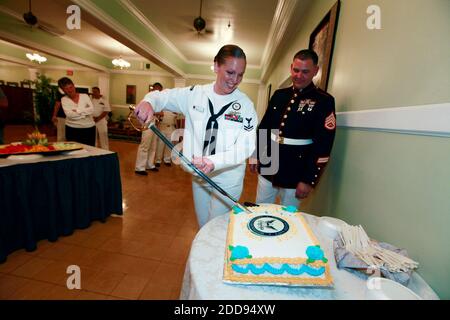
180;213;439;300
0;145;123;263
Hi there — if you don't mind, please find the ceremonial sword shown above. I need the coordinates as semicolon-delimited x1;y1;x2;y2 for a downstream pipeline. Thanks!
146;122;254;214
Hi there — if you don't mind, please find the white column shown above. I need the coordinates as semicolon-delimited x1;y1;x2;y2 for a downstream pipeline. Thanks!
28;68;38;81
256;83;268;123
98;73;110;100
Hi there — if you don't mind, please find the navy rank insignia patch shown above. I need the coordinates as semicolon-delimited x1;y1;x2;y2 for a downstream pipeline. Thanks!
244;118;254;131
325;113;336;130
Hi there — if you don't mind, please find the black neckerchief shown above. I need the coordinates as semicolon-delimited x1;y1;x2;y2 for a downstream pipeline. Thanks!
203;98;235;156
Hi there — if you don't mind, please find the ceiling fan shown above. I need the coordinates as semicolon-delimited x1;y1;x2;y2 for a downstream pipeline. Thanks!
22;0;65;37
192;0;213;36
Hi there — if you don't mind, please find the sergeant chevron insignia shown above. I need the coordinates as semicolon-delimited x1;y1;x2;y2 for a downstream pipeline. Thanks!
325;113;336;130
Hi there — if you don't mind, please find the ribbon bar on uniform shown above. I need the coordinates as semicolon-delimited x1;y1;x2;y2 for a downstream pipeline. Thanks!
271;133;313;146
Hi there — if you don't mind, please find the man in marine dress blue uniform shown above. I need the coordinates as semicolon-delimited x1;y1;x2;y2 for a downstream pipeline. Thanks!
250;49;336;208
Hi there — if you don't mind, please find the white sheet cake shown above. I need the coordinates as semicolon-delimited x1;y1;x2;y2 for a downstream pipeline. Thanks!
223;203;333;286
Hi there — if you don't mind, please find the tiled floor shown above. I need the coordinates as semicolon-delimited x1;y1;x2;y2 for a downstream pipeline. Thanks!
0;125;258;300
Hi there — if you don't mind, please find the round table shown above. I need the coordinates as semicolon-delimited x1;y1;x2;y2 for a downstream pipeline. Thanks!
180;212;439;300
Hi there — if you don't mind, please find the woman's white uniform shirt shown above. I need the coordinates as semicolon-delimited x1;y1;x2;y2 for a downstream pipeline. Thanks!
143;83;257;227
61;94;95;128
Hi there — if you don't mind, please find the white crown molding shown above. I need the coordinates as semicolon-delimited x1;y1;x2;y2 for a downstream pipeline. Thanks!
0;5;113;60
73;0;186;77
0;56;106;74
337;103;450;137
185;73;261;85
59;35;111;60
0;54;37;68
0;5;23;21
118;0;187;62
44;64;105;73
0;30;109;72
260;0;299;81
110;69;174;77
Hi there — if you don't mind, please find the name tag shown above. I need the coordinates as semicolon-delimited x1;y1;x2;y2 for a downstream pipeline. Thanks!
193;105;204;113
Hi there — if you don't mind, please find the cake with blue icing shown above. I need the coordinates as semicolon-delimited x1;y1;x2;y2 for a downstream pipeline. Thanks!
223;203;333;286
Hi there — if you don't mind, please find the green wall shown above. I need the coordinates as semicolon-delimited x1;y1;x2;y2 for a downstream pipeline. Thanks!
42;70;100;89
109;73;175;106
0;65;30;83
269;0;450;298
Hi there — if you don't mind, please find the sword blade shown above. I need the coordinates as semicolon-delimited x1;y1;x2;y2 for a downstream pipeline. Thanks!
147;122;252;214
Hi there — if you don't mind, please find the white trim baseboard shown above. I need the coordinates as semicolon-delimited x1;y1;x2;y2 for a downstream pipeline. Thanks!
336;103;450;137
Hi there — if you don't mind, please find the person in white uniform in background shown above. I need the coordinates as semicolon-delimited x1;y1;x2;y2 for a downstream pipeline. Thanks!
134;44;257;228
155;110;178;167
134;82;163;175
91;87;111;150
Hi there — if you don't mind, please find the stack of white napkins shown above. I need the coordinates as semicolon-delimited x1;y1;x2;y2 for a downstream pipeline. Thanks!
333;224;419;285
339;224;419;273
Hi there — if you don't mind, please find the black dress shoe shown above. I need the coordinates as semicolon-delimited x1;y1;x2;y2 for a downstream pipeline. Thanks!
148;167;159;172
155;163;161;167
135;170;148;176
164;162;172;167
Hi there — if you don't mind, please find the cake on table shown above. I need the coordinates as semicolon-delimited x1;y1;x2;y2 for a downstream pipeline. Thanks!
223;203;333;287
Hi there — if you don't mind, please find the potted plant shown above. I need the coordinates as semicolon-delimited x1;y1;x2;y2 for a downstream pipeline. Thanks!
33;73;56;135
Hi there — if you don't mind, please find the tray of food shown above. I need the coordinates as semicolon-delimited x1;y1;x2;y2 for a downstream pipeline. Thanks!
0;131;83;158
0;142;84;158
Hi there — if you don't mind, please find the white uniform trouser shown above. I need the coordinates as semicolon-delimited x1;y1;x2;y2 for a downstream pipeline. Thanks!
135;129;157;171
95;118;109;150
155;124;176;163
56;117;66;142
192;165;245;228
256;174;300;208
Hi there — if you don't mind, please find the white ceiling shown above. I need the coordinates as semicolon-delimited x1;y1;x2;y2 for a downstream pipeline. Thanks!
0;0;139;59
127;0;279;66
0;0;281;70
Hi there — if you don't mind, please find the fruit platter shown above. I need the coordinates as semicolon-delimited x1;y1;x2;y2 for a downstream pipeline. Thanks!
0;131;83;158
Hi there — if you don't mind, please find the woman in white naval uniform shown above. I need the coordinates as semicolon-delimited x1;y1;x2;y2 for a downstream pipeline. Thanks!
134;45;257;227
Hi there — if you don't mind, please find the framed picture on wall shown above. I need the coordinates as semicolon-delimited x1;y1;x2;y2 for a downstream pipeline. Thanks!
126;85;136;104
308;0;340;91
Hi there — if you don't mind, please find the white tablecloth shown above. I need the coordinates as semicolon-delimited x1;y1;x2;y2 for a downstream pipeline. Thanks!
180;213;439;300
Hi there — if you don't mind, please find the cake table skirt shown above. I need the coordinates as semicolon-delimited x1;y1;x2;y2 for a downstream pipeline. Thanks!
0;152;123;263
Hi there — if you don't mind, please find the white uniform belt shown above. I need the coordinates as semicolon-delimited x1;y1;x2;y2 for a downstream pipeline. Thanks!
271;133;313;145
